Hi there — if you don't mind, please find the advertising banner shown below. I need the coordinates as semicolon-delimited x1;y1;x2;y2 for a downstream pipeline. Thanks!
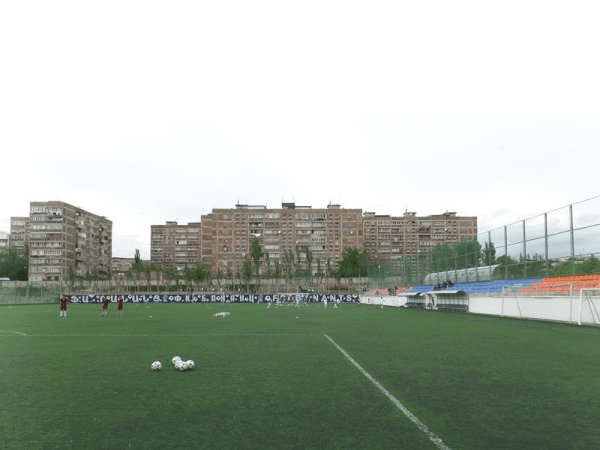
66;293;359;304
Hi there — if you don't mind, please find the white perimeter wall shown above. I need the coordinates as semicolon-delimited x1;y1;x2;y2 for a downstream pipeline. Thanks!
361;294;594;325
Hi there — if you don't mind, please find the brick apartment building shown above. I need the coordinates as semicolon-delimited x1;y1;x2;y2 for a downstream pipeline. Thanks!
151;221;201;272
201;202;362;276
151;203;362;276
0;231;9;247
363;210;478;264
151;203;477;276
10;201;112;282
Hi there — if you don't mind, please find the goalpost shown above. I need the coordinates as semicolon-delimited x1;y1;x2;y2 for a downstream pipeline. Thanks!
578;288;600;326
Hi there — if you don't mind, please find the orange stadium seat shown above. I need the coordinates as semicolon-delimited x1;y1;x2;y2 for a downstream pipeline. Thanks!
521;274;600;294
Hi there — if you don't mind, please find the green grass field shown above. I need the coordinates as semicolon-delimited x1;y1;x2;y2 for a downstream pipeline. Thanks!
2;301;600;449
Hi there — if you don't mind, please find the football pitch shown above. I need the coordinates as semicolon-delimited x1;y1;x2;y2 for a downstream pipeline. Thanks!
2;302;600;449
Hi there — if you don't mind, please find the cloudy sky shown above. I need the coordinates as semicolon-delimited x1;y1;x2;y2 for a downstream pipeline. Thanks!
1;1;599;259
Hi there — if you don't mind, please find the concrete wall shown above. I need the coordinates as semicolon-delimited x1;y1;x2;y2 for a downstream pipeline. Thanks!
362;293;594;325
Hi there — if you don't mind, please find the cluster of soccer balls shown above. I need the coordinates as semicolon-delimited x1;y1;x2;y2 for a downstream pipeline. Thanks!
151;356;195;372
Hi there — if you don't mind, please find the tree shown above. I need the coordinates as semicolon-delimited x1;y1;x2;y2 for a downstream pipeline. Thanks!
496;255;522;279
481;241;496;266
215;268;224;288
264;253;272;278
250;238;262;291
303;246;313;276
133;249;143;270
282;249;296;283
326;258;334;279
251;239;262;277
0;246;29;281
429;243;454;273
454;238;482;269
272;261;282;280
580;254;600;274
67;265;77;289
337;247;371;278
241;259;253;292
186;261;211;283
315;258;324;287
551;255;600;277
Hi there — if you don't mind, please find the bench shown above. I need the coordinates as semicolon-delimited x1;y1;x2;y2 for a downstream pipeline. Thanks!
405;301;425;308
436;303;468;312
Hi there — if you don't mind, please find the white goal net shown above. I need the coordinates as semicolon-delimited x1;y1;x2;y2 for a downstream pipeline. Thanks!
578;288;600;326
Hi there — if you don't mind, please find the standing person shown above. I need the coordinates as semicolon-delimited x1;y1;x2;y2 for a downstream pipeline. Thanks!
116;295;124;318
101;295;110;317
59;295;68;318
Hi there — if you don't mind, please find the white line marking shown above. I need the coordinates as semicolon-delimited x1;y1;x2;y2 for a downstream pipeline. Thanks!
324;334;451;450
0;333;320;338
0;330;28;336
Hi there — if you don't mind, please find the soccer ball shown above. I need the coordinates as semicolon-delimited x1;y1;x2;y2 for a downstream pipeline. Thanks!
186;360;195;370
172;356;181;366
151;361;162;371
176;360;186;371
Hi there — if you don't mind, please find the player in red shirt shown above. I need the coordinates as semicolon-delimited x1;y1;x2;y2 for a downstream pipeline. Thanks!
116;295;124;318
101;295;110;317
59;295;68;318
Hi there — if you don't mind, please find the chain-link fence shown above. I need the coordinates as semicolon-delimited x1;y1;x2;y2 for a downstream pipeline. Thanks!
369;196;600;287
0;277;369;304
5;197;600;300
0;283;65;304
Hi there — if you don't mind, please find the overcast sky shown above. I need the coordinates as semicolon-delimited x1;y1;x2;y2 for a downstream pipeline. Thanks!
1;1;599;259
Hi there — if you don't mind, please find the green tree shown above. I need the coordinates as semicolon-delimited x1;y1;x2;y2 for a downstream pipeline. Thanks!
186;261;211;282
337;247;371;278
580;254;600;274
133;249;143;270
250;238;262;291
282;249;295;283
429;243;455;273
264;253;272;278
251;239;262;276
294;247;303;281
242;259;253;292
67;265;77;289
303;246;313;275
272;261;282;280
326;258;335;279
550;256;599;277
481;241;496;266
496;255;522;279
0;246;29;281
454;238;482;269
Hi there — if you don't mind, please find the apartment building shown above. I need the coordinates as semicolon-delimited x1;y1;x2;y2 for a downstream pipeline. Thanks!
12;201;112;282
363;211;478;263
150;221;201;272
0;231;9;247
151;203;363;276
9;217;30;252
204;202;363;276
151;204;477;276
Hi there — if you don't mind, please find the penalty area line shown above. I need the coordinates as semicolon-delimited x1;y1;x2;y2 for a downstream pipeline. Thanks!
324;334;451;450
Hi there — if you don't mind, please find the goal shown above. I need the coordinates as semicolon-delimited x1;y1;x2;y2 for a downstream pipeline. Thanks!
578;288;600;326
